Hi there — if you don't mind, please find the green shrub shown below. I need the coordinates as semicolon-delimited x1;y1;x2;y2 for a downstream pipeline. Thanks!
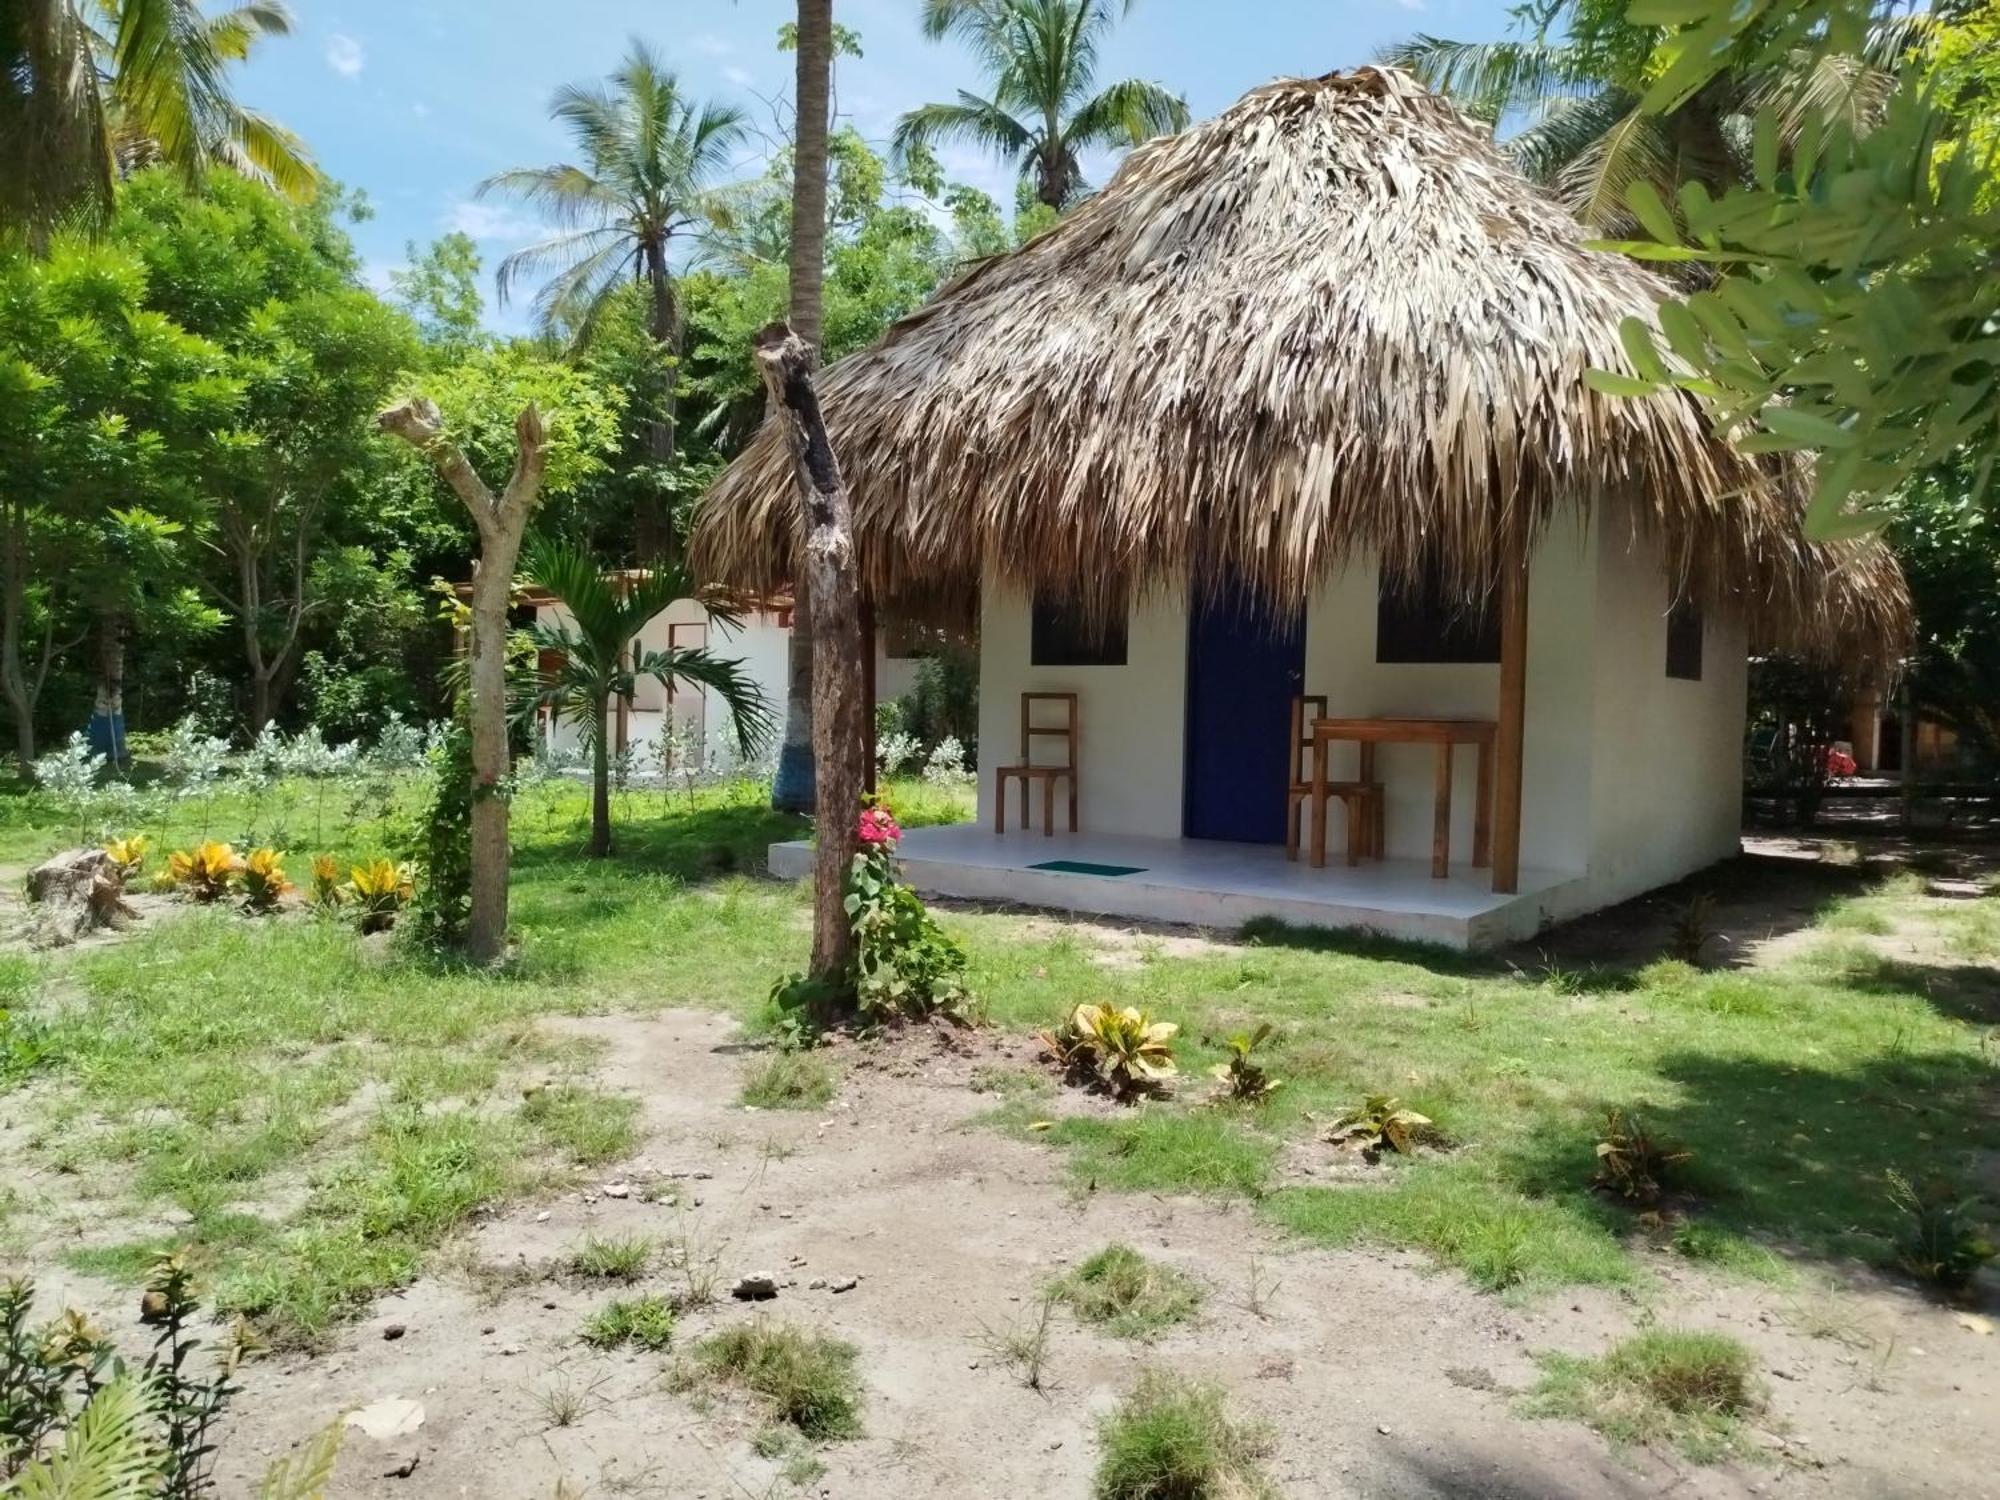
694;1322;862;1440
1093;1369;1276;1500
740;1049;837;1110
1522;1328;1760;1462
1888;1171;1995;1292
570;1234;652;1281
581;1295;674;1352
1053;1245;1202;1339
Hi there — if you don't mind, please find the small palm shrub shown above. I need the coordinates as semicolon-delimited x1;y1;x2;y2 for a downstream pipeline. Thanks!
237;848;292;912
1888;1171;1995;1292
344;859;414;934
1324;1094;1437;1159
167;842;241;902
1593;1110;1692;1206
1038;1003;1178;1100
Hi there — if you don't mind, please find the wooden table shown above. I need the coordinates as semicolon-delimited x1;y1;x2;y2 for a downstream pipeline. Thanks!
1310;718;1498;878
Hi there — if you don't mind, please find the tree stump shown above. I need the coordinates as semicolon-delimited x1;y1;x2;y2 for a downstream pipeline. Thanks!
25;848;138;947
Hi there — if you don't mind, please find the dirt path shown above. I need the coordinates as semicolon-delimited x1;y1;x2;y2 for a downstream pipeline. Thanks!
170;1009;1998;1500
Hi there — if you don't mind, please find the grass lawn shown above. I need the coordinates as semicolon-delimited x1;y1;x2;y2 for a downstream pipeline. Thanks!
1;766;1994;1353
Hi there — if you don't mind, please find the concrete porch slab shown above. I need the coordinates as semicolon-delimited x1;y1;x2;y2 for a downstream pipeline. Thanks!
768;824;1587;951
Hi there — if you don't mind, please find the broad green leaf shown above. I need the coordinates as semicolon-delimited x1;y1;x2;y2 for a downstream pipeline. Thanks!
1752;106;1779;191
1618;317;1672;384
1584;369;1662;397
1759;404;1858;448
1624;181;1682;248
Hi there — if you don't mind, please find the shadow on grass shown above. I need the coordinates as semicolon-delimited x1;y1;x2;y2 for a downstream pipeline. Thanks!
1237;916;1491;976
1823;953;2000;1027
1494;1046;2000;1282
511;800;806;884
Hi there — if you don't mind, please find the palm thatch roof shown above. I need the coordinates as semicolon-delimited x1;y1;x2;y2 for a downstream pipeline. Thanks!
690;66;1908;661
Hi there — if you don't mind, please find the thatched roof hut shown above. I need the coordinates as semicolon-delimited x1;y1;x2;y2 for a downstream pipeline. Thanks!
690;65;1908;660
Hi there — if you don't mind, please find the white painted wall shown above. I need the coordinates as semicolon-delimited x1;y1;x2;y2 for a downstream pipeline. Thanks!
968;493;1752;919
1582;499;1748;907
976;577;1190;837
1301;507;1598;875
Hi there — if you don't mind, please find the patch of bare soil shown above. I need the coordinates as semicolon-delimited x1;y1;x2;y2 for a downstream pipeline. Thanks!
18;1008;1959;1499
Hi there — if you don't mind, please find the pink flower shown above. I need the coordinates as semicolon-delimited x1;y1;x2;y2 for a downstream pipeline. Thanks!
857;806;902;846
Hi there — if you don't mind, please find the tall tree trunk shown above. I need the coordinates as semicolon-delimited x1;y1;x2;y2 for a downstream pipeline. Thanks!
1;502;38;771
638;246;682;563
379;398;548;965
91;607;125;769
772;0;835;816
589;700;612;857
756;324;862;987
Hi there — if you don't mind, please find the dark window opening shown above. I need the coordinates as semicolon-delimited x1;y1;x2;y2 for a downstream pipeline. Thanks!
1032;591;1127;667
1375;559;1500;665
1666;598;1704;681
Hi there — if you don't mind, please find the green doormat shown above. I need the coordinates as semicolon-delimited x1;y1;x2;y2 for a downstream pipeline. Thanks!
1028;859;1146;877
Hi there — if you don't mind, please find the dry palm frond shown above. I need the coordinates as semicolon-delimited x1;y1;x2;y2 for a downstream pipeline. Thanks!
691;66;1908;667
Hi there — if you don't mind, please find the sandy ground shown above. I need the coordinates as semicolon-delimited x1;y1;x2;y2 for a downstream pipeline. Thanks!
76;1007;1973;1500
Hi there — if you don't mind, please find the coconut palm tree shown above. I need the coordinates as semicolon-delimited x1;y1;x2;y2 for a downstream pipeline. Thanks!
523;536;772;858
895;0;1188;213
480;43;746;556
2;0;316;239
771;0;835;817
1383;5;1929;237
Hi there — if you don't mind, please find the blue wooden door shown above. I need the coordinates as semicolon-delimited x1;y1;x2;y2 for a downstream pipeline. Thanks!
1183;585;1306;843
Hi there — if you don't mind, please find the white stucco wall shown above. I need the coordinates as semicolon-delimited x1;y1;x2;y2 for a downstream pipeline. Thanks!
1300;508;1598;875
1582;503;1748;907
969;494;1751;917
976;580;1190;837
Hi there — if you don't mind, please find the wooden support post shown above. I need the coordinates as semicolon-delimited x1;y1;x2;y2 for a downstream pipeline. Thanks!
861;597;878;795
1492;506;1530;895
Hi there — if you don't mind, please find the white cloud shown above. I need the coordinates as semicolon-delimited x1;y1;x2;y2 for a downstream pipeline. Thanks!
444;200;543;242
723;64;755;88
411;101;431;119
1393;0;1425;10
362;258;402;294
691;33;734;58
325;33;365;78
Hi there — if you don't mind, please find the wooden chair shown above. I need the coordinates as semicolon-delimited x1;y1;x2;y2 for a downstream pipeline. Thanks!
994;692;1078;836
1285;695;1384;865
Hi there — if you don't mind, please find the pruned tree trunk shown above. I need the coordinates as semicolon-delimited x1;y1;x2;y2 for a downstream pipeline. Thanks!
378;398;548;966
755;323;863;986
26;848;137;947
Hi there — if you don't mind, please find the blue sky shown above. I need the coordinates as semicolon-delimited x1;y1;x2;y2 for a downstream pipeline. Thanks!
236;0;1522;333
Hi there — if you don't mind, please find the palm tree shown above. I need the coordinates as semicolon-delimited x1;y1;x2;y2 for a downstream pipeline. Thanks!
523;536;772;858
895;0;1188;213
480;42;746;557
771;0;834;817
1383;6;1927;238
1;0;316;240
